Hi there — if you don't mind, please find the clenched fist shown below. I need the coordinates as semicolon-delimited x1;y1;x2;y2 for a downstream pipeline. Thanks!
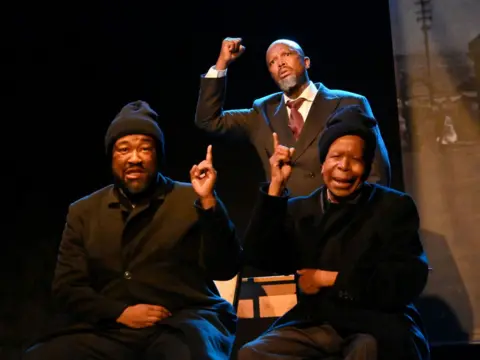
216;37;246;70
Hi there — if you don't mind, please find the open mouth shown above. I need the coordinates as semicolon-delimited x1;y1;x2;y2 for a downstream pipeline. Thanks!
279;68;291;79
125;168;145;180
332;177;355;187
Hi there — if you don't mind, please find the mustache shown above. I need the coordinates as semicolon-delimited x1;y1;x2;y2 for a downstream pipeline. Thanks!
124;165;145;173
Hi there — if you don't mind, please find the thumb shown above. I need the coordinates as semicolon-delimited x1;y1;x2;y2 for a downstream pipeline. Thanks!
296;269;305;275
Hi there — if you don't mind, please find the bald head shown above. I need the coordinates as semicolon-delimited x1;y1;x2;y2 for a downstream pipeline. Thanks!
265;39;310;97
267;39;305;58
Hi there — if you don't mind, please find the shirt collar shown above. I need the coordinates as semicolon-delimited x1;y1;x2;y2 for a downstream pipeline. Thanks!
320;182;367;213
283;81;318;104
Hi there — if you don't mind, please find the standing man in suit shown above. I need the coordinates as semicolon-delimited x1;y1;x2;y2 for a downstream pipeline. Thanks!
23;100;242;360
195;37;391;197
238;105;429;360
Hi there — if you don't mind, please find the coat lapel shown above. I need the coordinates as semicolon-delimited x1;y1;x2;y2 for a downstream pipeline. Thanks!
92;191;125;271
268;96;296;148
122;198;164;264
127;180;198;268
294;189;325;267
120;175;173;265
334;186;381;268
292;83;340;161
319;185;380;269
295;185;379;270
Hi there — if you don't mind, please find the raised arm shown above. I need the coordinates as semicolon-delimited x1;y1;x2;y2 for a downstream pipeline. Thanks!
191;145;242;280
242;185;297;275
243;133;298;274
195;37;258;138
195;196;242;280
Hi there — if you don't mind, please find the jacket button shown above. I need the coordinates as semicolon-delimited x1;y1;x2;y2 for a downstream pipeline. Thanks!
124;271;132;280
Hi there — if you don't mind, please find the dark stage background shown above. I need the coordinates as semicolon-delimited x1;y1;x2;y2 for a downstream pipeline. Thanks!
9;0;456;358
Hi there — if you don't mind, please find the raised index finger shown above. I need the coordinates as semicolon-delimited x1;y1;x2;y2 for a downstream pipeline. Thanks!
272;132;279;149
206;145;213;163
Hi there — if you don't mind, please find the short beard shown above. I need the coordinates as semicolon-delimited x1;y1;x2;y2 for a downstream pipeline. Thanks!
124;179;149;194
278;75;299;92
114;173;155;196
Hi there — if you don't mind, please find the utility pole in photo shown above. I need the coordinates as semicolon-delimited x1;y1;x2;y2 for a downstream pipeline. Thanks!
415;0;434;107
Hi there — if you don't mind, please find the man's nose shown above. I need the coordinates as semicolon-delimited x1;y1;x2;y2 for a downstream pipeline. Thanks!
128;150;142;164
337;157;349;170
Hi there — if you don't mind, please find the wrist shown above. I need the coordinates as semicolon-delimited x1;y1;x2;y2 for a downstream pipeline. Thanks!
320;270;338;287
200;194;216;209
215;59;228;70
268;180;285;196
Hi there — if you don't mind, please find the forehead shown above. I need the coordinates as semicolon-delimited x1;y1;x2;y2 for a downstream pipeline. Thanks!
329;135;365;153
266;42;300;60
114;134;154;146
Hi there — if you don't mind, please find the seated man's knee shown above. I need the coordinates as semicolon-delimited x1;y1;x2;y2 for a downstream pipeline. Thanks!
22;333;128;360
358;334;377;354
237;342;258;360
21;342;62;360
23;342;58;360
346;333;377;359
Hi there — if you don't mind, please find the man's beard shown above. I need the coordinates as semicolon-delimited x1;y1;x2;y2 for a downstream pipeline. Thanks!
115;173;154;195
124;178;149;194
278;75;299;92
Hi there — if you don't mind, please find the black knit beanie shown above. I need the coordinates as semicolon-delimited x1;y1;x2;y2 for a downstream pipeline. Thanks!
318;104;377;179
105;100;165;167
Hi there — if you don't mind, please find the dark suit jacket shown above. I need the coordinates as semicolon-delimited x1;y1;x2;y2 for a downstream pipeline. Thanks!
195;76;391;196
242;183;430;360
46;175;241;348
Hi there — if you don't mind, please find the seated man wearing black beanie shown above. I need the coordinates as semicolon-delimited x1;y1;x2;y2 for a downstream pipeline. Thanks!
238;105;430;360
23;100;242;360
